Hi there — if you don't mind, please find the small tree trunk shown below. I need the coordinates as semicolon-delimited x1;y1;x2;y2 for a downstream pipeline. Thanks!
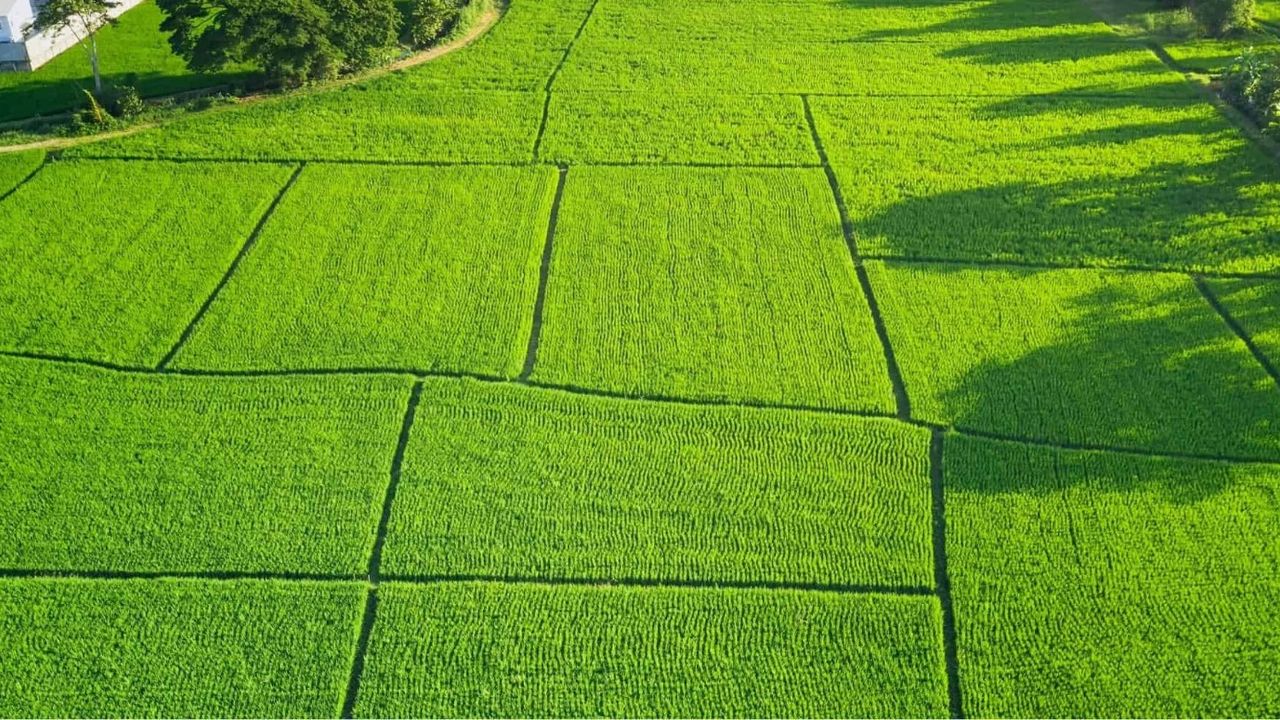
90;31;102;95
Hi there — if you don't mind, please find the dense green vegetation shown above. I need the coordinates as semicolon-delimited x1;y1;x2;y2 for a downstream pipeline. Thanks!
813;96;1280;273
946;434;1280;716
0;159;292;366
866;262;1280;458
384;379;934;586
0;357;413;574
530;166;897;412
0;578;363;717
1206;278;1280;365
2;0;1280;714
171;164;556;376
0;2;252;123
0;150;43;194
356;582;949;717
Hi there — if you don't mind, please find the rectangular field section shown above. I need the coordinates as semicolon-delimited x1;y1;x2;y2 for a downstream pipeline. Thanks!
172;165;558;376
538;92;818;165
812;96;1280;273
0;150;43;197
530;166;897;412
0;160;295;366
382;379;934;587
355;582;949;718
945;435;1280;716
0;578;363;718
866;262;1280;459
0;357;414;575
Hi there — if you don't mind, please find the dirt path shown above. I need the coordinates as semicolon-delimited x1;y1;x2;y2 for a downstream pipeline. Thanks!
0;2;505;156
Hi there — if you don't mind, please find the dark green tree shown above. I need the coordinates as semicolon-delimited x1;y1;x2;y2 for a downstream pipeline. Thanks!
156;0;399;87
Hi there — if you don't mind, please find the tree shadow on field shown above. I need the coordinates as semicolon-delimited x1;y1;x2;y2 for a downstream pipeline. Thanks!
855;105;1280;272
925;274;1280;499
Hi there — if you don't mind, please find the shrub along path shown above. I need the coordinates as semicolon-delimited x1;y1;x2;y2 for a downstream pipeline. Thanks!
1;0;1279;716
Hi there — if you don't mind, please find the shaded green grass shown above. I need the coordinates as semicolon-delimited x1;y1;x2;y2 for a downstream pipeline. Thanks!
0;1;253;123
0;159;293;366
384;379;934;587
0;578;363;717
172;164;556;376
867;262;1280;458
1206;278;1280;369
531;166;896;412
813;95;1280;272
946;434;1280;716
539;92;817;164
356;582;949;718
0;356;413;574
0;150;43;195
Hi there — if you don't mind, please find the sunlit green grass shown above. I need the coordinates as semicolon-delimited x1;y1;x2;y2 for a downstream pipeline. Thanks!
0;578;363;717
0;356;413;574
0;159;292;365
357;582;949;717
531;166;897;412
172;164;557;376
384;379;934;586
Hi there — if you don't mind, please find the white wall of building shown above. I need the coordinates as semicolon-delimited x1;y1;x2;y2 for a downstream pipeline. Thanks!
0;0;143;71
0;0;36;43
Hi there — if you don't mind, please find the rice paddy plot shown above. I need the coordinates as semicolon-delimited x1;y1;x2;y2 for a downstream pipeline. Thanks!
0;159;294;366
0;357;414;575
1204;278;1280;371
354;582;949;718
0;151;44;197
538;91;818;164
813;95;1280;273
382;379;934;587
866;262;1280;459
557;37;1188;96
393;0;600;92
586;0;1115;45
0;578;364;717
170;165;557;376
946;435;1280;717
70;90;544;163
529;166;897;413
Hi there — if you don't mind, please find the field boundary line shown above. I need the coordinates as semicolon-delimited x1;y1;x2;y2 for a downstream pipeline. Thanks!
340;380;423;719
155;163;306;369
930;430;965;719
1193;276;1280;390
521;165;568;379
533;0;602;160
951;424;1280;466
864;254;1280;282
0;567;933;598
0;150;54;203
4;350;1279;467
802;94;913;420
62;155;827;170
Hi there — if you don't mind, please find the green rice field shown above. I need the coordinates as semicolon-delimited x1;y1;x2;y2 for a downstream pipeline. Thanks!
2;0;1279;716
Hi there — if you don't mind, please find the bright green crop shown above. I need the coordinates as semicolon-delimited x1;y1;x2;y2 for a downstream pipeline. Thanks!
384;378;935;587
531;166;897;412
946;434;1280;716
171;164;557;377
356;582;949;718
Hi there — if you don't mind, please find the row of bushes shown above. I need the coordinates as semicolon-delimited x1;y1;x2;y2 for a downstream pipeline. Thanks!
1222;48;1280;134
1159;0;1256;37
